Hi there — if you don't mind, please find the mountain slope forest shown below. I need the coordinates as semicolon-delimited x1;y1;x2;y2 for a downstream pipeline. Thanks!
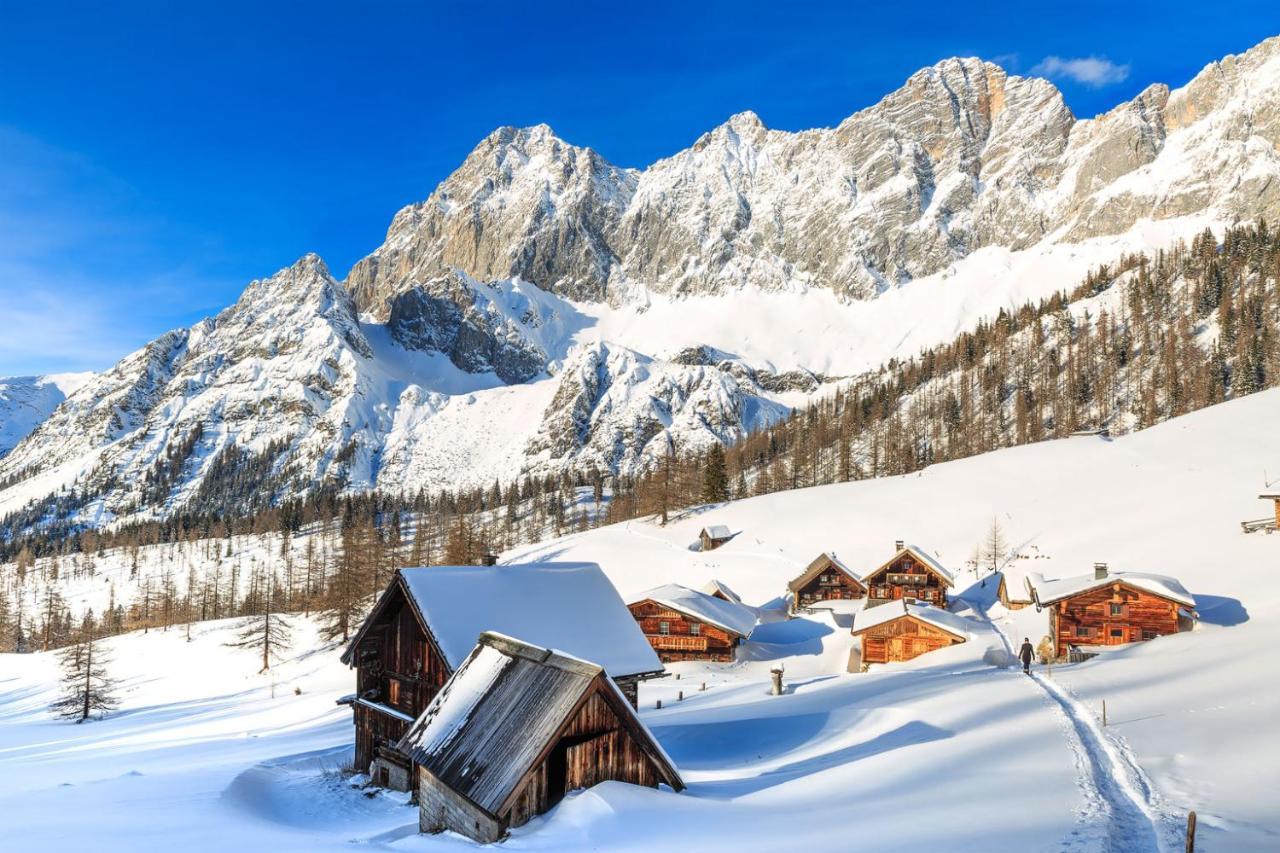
1;222;1277;652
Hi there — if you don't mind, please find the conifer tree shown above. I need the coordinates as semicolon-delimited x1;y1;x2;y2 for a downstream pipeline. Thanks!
230;572;293;673
50;626;118;722
701;444;730;503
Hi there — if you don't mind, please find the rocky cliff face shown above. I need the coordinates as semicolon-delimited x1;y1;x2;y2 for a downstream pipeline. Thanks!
346;37;1280;315
4;37;1280;531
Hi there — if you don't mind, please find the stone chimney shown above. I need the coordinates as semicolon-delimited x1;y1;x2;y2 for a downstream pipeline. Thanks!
894;539;904;552
480;554;499;567
1094;562;1108;580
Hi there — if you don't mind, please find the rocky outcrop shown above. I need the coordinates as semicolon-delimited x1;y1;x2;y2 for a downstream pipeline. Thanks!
345;37;1280;313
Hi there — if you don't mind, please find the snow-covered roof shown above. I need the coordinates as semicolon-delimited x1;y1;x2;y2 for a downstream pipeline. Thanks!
787;551;865;592
851;599;974;639
998;564;1037;603
864;544;955;586
629;583;758;638
1260;490;1280;500
397;632;682;814
391;562;662;678
699;579;743;604
701;524;732;539
1027;570;1195;608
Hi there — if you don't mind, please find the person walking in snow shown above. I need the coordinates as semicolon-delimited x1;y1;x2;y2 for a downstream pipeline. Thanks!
1019;637;1035;674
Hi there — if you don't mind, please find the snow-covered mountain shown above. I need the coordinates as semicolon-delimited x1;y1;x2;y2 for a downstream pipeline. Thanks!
3;36;1280;530
0;373;94;457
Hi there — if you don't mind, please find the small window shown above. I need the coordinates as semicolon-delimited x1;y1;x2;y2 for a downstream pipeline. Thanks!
1142;629;1157;641
1076;626;1092;638
689;623;701;636
658;621;670;635
1109;603;1124;617
1110;629;1125;639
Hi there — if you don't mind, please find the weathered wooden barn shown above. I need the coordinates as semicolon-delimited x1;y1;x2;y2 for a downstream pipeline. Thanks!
700;579;743;603
339;562;663;787
862;542;954;607
699;525;733;551
1027;563;1197;660
399;632;685;843
627;584;758;662
851;600;970;666
787;552;866;613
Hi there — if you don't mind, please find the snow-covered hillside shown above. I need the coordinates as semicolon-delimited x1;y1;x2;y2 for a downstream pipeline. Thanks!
3;385;1277;851
0;372;93;456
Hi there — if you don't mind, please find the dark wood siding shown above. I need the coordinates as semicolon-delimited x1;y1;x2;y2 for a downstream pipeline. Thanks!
864;554;948;607
352;580;450;771
627;599;740;662
1050;583;1184;659
794;566;865;608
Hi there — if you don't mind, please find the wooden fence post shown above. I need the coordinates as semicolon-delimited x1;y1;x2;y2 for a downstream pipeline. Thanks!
655;699;662;710
1102;700;1107;727
678;690;684;702
1185;810;1197;853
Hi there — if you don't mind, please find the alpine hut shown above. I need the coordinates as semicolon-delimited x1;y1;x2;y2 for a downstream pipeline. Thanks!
996;563;1036;610
862;542;953;607
339;562;663;789
699;525;733;551
700;579;744;604
851;600;971;666
400;632;684;844
1262;489;1280;528
627;584;758;662
786;552;866;613
1027;563;1196;660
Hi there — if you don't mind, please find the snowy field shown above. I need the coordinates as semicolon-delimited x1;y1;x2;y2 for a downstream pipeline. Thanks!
3;388;1278;851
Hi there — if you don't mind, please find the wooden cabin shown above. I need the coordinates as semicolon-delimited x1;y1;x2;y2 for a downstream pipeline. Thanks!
1028;563;1196;660
787;552;866;613
700;525;733;551
700;579;743;604
862;541;954;607
1263;490;1280;528
851;600;970;666
340;562;663;787
996;566;1035;610
400;633;684;844
627;584;757;663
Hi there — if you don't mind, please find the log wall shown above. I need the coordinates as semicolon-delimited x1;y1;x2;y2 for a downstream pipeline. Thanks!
857;617;963;664
1051;583;1184;659
627;600;740;662
794;568;864;608
865;554;948;607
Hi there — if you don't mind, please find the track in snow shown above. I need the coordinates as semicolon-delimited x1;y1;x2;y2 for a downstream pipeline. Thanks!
977;602;1175;852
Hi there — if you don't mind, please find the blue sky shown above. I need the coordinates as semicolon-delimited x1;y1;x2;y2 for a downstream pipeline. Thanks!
2;1;1277;376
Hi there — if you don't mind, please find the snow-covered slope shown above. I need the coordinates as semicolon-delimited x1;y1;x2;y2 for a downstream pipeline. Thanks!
0;372;93;456
4;389;1277;851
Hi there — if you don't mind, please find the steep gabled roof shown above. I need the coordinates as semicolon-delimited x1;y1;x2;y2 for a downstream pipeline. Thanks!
787;552;866;593
629;584;758;638
851;599;973;640
701;524;732;540
862;544;955;587
1027;570;1195;608
397;633;684;819
341;562;662;679
700;579;743;603
997;564;1037;604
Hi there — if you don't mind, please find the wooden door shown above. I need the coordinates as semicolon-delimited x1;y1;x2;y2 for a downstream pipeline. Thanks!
1104;624;1128;645
565;731;621;792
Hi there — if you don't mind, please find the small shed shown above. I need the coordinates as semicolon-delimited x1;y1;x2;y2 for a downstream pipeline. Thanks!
996;564;1036;610
1027;564;1196;660
862;541;954;607
1262;490;1280;527
699;525;733;551
851;600;970;666
627;584;758;662
399;632;684;843
699;579;744;604
787;552;866;613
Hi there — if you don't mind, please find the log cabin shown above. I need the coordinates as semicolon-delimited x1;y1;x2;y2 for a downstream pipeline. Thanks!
339;562;663;788
627;584;758;663
700;579;743;604
1262;490;1280;527
851;600;971;666
700;525;733;551
399;632;684;844
862;542;953;607
786;552;866;613
996;564;1035;610
1027;563;1197;660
